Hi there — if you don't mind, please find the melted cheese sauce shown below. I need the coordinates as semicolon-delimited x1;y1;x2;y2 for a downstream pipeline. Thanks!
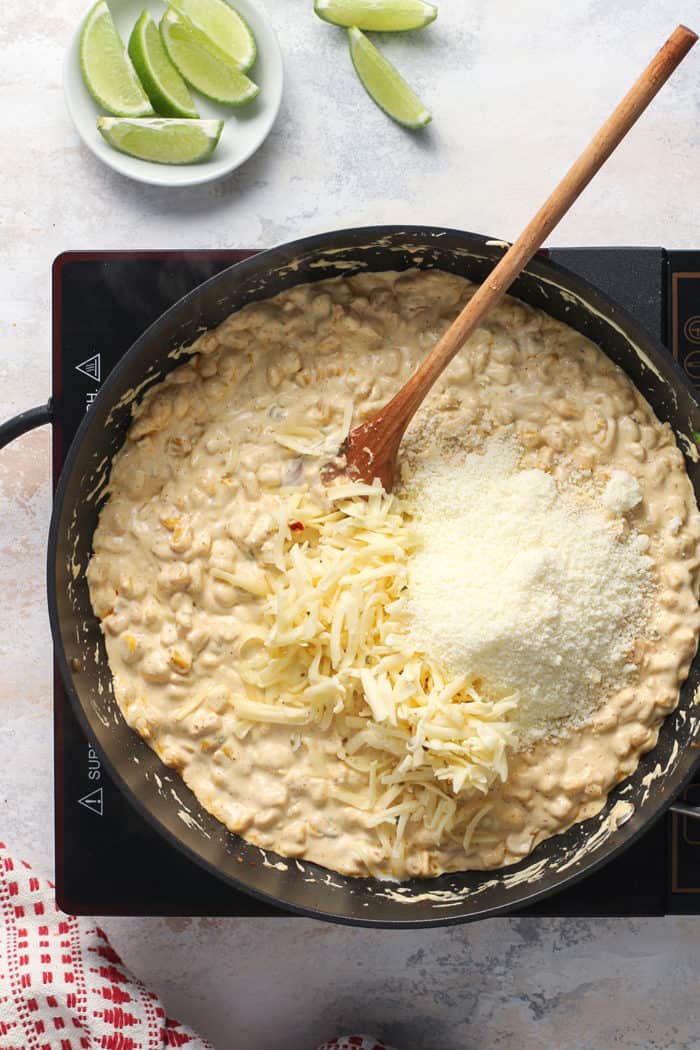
87;270;700;878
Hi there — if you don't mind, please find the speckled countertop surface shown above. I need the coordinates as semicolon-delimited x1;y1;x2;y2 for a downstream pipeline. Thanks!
2;1;700;1047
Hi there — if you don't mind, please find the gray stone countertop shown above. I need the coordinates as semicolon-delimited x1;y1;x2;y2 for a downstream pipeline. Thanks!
2;1;699;1046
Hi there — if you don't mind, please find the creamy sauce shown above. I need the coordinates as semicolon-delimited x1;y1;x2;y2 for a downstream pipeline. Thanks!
87;270;700;878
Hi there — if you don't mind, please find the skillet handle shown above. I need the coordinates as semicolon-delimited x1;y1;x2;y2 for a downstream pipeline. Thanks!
0;402;53;451
670;800;700;821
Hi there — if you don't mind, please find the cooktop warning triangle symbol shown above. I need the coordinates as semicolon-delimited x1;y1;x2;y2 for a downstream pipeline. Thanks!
75;353;101;382
78;786;103;816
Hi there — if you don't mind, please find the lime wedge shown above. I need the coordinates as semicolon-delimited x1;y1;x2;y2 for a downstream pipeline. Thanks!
169;0;256;71
160;8;259;105
97;117;223;164
315;0;437;31
80;0;154;116
128;9;198;118
348;27;431;128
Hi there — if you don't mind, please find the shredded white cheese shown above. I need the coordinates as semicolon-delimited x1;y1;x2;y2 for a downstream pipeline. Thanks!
234;481;516;852
404;436;654;743
272;400;354;457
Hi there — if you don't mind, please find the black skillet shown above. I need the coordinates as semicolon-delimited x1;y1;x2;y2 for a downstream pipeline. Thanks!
2;226;700;927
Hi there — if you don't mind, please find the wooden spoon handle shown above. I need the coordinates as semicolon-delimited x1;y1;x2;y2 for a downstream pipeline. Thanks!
390;24;697;421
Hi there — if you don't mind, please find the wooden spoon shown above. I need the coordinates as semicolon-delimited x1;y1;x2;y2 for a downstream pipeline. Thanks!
328;24;697;491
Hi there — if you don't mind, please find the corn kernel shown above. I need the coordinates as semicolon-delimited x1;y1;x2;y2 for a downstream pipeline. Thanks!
170;650;192;674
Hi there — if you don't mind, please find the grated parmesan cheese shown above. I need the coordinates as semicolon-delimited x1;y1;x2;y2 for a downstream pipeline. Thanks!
602;470;643;513
404;436;654;744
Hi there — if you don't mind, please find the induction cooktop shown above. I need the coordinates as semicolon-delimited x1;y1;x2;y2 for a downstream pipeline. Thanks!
52;247;700;916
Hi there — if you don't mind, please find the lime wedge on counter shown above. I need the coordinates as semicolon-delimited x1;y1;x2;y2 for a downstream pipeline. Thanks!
160;8;259;105
97;116;223;163
315;0;437;31
169;0;256;71
80;0;154;116
128;10;199;118
348;27;431;128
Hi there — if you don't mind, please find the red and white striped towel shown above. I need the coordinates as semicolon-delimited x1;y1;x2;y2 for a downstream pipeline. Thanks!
0;840;395;1050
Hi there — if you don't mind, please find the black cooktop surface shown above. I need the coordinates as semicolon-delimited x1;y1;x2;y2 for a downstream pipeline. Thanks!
52;247;700;916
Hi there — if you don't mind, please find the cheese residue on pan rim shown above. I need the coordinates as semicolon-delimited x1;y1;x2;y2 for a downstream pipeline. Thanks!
234;479;517;859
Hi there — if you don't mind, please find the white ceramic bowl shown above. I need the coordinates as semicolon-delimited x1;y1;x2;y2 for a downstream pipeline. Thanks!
64;0;283;187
